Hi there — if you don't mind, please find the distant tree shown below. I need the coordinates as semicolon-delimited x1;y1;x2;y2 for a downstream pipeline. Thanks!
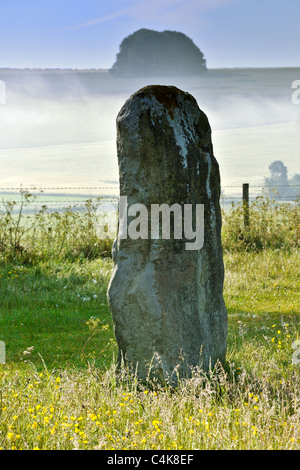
265;160;300;200
290;173;300;185
265;161;288;187
111;29;207;77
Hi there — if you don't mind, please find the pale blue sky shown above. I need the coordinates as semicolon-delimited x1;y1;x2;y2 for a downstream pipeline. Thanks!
1;0;299;69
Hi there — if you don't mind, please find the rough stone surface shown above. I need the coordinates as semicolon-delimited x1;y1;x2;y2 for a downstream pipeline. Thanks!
107;85;227;384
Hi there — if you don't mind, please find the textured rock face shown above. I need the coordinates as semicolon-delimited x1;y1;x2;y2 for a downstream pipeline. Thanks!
107;85;227;384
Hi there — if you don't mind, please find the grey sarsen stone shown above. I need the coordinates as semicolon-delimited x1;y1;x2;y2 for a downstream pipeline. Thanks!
107;85;227;384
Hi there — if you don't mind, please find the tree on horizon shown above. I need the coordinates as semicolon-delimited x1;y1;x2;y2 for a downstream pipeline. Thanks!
111;29;207;77
265;160;300;200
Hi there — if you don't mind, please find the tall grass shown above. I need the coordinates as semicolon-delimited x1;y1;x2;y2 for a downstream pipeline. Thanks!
222;192;300;252
0;190;299;450
1;189;299;265
0;190;113;264
0;346;299;450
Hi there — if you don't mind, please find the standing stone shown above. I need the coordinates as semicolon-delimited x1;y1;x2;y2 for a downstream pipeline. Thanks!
107;85;227;384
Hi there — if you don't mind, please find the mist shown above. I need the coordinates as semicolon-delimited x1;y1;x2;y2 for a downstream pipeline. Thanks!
0;68;299;194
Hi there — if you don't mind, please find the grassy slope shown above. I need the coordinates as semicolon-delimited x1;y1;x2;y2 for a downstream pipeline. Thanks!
0;250;299;450
1;250;299;367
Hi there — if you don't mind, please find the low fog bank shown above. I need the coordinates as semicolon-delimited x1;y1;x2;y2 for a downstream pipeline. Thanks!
1;67;299;139
0;68;299;190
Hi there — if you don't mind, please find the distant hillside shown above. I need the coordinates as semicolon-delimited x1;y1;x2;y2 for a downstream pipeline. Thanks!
1;67;299;101
0;68;109;75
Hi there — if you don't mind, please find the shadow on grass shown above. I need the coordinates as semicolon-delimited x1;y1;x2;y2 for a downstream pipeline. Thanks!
0;261;116;370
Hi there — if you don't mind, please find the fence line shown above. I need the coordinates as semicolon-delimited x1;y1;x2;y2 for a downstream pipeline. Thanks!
0;185;299;190
2;196;293;203
0;184;299;210
0;187;119;191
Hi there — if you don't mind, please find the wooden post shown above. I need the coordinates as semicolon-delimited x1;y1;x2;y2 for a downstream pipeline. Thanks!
243;183;250;231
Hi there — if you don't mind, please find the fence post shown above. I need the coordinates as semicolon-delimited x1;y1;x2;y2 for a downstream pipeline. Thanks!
243;183;250;231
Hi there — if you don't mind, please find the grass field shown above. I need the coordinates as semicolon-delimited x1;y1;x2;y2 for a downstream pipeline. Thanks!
0;195;299;450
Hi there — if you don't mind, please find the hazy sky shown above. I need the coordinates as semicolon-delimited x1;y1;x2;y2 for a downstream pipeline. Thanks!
1;0;300;69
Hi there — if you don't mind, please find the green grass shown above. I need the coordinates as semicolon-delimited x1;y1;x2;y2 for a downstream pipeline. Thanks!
0;259;115;370
0;193;299;450
225;249;300;315
0;250;299;450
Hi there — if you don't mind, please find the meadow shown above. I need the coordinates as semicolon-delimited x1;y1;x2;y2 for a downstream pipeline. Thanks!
0;192;299;450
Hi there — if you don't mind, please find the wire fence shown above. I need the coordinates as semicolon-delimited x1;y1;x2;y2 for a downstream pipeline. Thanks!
0;184;299;212
0;184;299;193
